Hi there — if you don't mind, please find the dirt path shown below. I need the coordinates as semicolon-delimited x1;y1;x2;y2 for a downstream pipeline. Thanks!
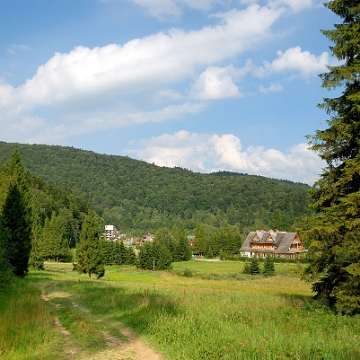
40;286;165;360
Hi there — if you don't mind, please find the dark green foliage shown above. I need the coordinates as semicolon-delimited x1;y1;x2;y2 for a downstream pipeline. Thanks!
249;257;260;275
77;211;105;279
153;227;175;260
125;246;136;265
41;212;71;262
1;184;32;277
137;243;153;270
305;0;360;315
114;241;126;265
103;240;133;266
172;223;192;262
0;142;312;234
0;217;13;284
137;242;172;270
242;260;251;274
206;223;241;258
193;224;207;256
263;256;275;276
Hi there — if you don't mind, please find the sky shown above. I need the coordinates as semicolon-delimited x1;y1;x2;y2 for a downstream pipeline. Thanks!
0;0;340;184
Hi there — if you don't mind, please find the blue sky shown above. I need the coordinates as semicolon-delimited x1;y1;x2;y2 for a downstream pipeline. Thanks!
0;0;339;184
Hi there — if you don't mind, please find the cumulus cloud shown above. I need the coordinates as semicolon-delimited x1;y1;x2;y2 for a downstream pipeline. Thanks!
191;66;241;99
245;46;331;79
0;4;283;143
127;131;324;184
268;46;330;76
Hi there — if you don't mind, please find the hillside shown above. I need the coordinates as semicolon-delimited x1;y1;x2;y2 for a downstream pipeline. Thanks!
0;142;312;234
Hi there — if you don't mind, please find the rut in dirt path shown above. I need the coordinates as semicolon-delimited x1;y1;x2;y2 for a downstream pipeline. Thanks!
40;286;165;360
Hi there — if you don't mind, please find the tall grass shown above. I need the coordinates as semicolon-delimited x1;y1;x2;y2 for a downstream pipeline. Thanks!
0;276;64;360
1;262;359;359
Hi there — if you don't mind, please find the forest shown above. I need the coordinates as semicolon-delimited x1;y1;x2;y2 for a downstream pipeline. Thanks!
0;141;312;237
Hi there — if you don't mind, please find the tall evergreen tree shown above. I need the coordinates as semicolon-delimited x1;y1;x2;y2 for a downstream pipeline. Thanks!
77;210;104;279
193;223;207;257
305;0;360;314
172;222;191;262
263;255;275;277
0;216;12;283
1;184;32;277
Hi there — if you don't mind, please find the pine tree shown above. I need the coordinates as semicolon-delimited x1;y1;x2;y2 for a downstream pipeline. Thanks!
77;210;105;279
305;0;360;314
1;184;32;277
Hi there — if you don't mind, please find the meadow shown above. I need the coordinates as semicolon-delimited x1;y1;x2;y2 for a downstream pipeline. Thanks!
0;260;359;360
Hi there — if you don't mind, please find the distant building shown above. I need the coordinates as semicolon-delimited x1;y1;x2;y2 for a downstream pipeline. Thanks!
240;230;307;259
105;225;119;239
141;233;154;243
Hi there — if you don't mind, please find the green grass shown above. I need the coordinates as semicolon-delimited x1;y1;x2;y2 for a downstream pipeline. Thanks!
1;261;359;360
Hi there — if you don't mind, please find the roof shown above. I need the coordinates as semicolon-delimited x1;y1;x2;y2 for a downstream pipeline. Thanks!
240;230;307;254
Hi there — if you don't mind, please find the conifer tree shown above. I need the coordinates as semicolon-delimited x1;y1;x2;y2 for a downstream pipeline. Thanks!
249;257;260;275
77;210;104;279
1;184;32;277
193;223;207;257
173;222;191;262
125;246;136;265
0;217;12;283
29;215;46;270
306;0;360;314
263;255;275;276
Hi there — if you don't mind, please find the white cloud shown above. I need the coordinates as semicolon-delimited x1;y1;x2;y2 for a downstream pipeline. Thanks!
191;66;241;99
259;82;283;93
0;4;283;143
269;46;330;76
127;131;324;184
242;46;331;79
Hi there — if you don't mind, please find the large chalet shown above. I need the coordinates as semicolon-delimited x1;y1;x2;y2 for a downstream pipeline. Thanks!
240;230;307;259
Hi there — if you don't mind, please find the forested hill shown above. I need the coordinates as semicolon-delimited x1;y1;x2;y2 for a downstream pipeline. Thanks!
0;142;312;234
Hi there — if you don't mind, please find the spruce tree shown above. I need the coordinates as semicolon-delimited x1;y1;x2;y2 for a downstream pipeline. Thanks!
173;223;192;262
1;184;32;277
249;257;260;275
0;216;12;283
193;223;207;257
263;255;275;276
306;0;360;314
77;210;105;279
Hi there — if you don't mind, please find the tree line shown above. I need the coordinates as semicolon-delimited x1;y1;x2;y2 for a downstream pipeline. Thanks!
0;141;312;236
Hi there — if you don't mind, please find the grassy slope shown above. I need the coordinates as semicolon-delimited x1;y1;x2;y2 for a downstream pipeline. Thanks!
1;262;359;360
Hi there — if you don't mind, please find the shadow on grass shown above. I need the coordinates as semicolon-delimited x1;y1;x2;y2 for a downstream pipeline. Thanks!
277;292;329;313
38;276;181;336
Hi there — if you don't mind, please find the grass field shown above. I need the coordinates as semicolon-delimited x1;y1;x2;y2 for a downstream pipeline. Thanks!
1;260;359;359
